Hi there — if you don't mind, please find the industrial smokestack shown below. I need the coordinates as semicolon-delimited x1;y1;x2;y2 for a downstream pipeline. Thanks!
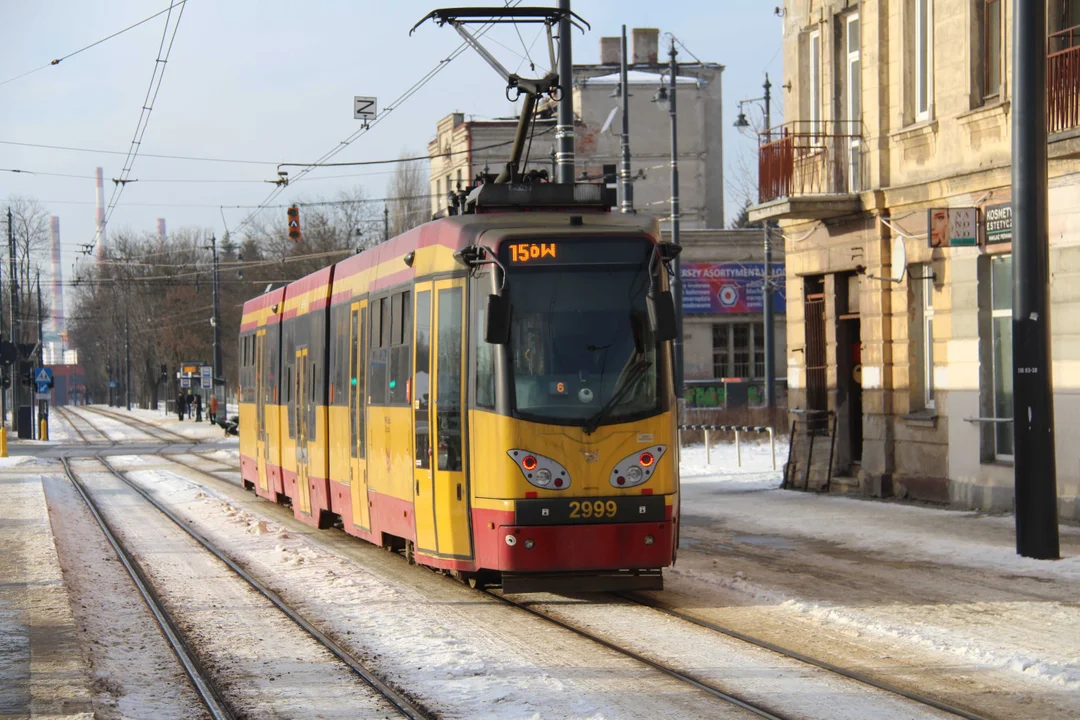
49;216;66;362
94;167;106;261
157;218;167;244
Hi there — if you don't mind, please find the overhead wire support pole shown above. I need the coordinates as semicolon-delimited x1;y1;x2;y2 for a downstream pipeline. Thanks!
211;234;222;401
668;37;685;401
7;207;20;434
763;74;775;409
1011;0;1059;560
556;0;575;183
619;25;634;213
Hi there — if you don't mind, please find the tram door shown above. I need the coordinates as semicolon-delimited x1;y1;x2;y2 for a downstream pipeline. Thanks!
349;301;371;531
255;329;270;494
432;279;470;556
412;285;437;554
294;347;312;515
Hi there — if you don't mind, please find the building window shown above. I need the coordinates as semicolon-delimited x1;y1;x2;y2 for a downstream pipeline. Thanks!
991;255;1013;458
845;13;862;192
915;0;934;121
912;264;935;410
982;0;1002;101
809;28;822;137
713;322;766;379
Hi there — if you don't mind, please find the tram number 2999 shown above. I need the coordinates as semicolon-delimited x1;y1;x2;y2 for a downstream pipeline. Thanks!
569;500;617;519
515;496;666;526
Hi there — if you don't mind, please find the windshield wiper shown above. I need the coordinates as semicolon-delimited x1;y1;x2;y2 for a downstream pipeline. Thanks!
582;357;651;435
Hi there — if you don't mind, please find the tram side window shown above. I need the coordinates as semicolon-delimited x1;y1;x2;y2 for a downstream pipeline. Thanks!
368;297;389;404
389;290;412;405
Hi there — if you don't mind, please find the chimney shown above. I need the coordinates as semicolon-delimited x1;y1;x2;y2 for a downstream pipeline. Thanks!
600;37;621;65
632;28;660;65
50;216;65;352
94;167;106;261
157;218;167;244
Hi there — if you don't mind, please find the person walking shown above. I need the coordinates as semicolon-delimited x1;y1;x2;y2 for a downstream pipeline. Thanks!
194;393;203;423
208;394;219;424
176;390;187;421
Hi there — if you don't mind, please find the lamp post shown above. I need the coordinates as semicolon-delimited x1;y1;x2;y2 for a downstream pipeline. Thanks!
734;75;776;407
653;37;684;399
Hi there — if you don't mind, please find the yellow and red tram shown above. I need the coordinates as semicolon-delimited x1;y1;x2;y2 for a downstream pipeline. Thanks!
239;187;682;591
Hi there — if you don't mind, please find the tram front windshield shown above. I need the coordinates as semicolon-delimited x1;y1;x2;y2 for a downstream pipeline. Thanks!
503;237;661;427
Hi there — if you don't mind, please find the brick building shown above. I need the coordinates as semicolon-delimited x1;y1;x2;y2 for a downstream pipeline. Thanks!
752;1;1080;519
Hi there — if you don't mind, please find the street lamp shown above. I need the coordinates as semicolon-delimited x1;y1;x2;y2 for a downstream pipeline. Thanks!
734;73;777;407
651;38;685;400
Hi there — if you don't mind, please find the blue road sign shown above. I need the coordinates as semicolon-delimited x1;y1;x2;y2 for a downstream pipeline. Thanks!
35;367;53;394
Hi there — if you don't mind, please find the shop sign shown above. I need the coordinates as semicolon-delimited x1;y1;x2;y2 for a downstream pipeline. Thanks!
984;203;1012;244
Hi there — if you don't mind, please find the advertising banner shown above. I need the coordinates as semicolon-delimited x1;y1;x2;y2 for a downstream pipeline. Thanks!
681;262;786;315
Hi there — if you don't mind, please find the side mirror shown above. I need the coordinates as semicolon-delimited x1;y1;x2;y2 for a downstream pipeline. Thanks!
485;294;511;345
647;290;678;342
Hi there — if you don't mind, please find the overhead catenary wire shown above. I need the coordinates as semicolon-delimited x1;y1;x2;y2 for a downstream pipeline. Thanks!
102;0;187;230
225;1;524;240
0;1;188;88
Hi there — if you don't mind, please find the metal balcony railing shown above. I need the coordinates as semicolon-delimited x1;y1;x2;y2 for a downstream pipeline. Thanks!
1049;25;1080;134
758;121;866;205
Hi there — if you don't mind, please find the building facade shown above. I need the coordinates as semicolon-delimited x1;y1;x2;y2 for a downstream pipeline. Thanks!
753;1;1080;519
428;30;724;230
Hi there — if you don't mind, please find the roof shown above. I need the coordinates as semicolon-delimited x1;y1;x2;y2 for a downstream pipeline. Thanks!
580;70;701;86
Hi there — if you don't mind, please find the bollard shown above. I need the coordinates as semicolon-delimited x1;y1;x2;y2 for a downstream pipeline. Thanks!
39;418;48;442
768;427;776;471
735;428;742;467
0;427;6;457
704;429;711;465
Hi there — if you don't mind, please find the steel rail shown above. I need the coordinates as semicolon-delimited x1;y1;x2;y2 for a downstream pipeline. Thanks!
618;592;990;720
60;457;235;720
78;404;193;444
54;405;115;445
94;453;432;720
485;590;790;720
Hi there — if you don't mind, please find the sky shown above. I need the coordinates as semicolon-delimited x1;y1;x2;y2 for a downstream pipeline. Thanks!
0;0;783;283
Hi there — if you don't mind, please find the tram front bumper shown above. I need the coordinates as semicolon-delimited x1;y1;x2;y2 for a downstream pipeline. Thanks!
496;520;674;573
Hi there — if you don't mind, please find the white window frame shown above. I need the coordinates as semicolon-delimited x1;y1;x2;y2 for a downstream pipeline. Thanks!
809;28;822;139
915;0;934;121
846;13;862;192
921;266;936;410
990;255;1013;460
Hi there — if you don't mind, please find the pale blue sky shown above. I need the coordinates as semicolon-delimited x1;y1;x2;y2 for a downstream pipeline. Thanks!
0;1;783;265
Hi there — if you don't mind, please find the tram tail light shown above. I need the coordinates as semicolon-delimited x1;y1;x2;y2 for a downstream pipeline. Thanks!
507;450;571;491
609;445;667;489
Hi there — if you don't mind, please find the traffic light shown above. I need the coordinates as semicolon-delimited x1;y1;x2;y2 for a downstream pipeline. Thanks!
20;366;32;388
287;206;302;242
1;373;9;391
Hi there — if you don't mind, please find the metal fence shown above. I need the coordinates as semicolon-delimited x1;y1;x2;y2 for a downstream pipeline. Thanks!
678;424;777;471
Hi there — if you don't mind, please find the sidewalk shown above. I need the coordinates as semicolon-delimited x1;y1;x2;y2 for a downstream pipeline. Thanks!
0;458;93;720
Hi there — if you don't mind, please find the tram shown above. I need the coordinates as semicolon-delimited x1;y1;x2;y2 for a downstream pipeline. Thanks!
239;183;683;591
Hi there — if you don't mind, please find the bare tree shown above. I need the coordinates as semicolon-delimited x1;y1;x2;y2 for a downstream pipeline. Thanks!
5;196;50;342
386;151;430;238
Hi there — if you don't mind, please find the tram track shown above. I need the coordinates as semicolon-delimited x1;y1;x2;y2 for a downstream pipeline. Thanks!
63;406;984;718
54;405;115;445
75;404;194;444
59;449;432;720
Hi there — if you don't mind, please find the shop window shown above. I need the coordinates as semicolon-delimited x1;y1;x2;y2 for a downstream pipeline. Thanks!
911;263;936;410
990;255;1013;458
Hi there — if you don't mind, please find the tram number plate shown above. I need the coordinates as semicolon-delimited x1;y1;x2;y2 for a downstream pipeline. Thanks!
515;496;665;526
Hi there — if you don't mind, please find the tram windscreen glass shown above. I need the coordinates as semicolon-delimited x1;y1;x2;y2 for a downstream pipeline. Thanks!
502;238;660;426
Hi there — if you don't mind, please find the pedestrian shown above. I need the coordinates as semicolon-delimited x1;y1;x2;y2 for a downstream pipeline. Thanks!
208;394;219;424
194;393;203;423
176;391;186;421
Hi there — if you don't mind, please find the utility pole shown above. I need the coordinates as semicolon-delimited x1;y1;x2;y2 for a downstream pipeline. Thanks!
211;234;222;402
36;270;43;440
556;0;575;183
619;25;634;213
667;37;685;399
125;304;131;411
1012;0;1059;559
762;74;775;408
383;205;389;242
8;208;20;433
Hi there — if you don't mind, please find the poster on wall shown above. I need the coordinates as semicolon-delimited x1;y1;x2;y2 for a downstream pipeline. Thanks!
928;207;979;247
681;262;786;315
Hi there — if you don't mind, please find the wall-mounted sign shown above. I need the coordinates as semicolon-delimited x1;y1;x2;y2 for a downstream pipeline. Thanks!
681;262;786;315
928;207;979;247
984;203;1012;244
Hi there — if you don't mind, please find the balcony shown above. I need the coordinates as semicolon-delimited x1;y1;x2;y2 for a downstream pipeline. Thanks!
750;121;865;224
1049;25;1080;135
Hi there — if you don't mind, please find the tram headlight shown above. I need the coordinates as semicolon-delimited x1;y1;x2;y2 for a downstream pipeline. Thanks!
609;445;668;488
507;450;571;491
